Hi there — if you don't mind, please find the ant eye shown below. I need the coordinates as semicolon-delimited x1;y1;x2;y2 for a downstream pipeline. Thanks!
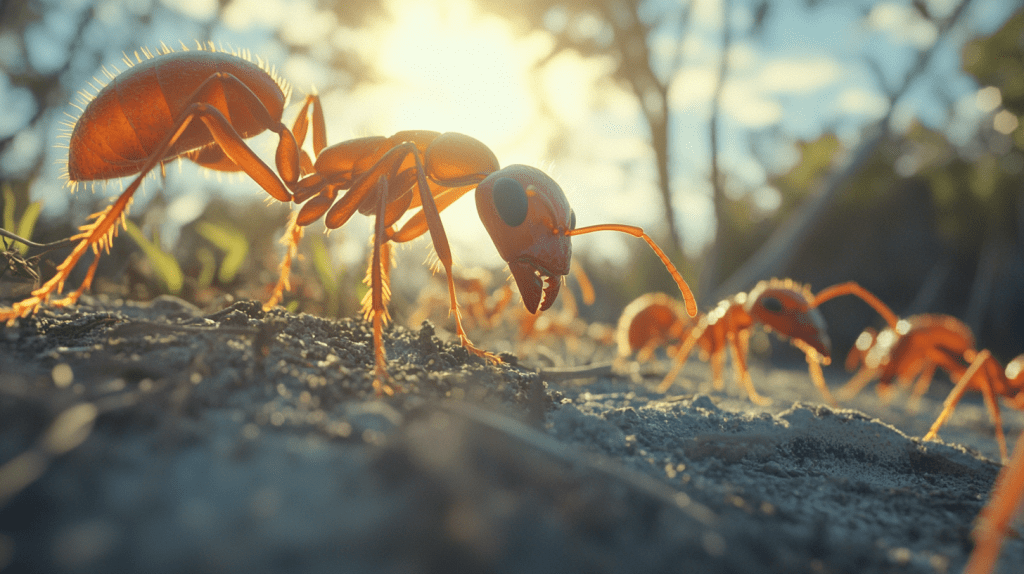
761;296;784;313
569;210;576;231
492;177;528;227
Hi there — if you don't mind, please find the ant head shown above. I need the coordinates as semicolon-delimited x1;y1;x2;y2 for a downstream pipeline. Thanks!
746;279;831;359
476;165;573;314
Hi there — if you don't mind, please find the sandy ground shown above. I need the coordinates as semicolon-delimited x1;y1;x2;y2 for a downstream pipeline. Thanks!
0;295;1021;573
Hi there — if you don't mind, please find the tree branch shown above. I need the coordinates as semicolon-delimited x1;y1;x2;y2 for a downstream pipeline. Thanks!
711;0;976;301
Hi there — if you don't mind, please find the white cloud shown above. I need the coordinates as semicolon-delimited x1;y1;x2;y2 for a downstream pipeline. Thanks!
834;87;889;118
722;83;782;127
668;67;717;110
757;57;842;94
670;51;840;127
866;2;938;48
727;43;757;72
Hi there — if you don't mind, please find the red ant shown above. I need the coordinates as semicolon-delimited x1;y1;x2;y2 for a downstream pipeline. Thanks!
834;311;1022;461
614;291;695;364
0;45;697;394
837;314;977;410
654;279;899;406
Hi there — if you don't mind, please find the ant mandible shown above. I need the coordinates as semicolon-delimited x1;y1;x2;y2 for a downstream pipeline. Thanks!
0;44;697;394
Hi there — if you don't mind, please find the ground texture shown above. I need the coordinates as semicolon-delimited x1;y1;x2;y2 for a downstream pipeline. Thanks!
0;296;1021;573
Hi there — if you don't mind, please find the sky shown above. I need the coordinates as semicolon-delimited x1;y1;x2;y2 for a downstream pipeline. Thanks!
0;0;1019;275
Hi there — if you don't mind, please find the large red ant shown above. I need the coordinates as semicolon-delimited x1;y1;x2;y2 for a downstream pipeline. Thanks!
0;44;696;394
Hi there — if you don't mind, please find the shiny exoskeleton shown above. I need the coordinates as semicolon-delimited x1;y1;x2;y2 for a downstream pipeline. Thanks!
1;46;697;394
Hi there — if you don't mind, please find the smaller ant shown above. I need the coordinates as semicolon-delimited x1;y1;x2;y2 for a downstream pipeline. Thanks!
655;279;898;406
837;314;976;411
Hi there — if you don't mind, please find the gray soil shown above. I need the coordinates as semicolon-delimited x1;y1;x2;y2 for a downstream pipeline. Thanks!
0;295;1021;573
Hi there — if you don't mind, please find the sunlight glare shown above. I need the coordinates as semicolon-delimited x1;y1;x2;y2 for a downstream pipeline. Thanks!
372;0;548;149
540;52;616;125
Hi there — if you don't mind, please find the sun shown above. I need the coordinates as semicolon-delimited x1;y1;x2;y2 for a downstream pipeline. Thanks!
368;0;546;152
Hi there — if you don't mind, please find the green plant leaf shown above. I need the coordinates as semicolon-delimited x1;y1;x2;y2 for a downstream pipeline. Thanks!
311;234;341;316
124;220;183;294
195;220;249;284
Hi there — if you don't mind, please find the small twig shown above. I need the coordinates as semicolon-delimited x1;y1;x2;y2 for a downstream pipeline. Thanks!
0;228;77;254
105;321;261;338
42;316;120;339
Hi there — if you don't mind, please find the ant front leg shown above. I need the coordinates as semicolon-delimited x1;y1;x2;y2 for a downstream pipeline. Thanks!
367;176;399;396
407;151;496;363
729;331;772;406
657;325;703;393
924;350;1009;461
263;212;305;311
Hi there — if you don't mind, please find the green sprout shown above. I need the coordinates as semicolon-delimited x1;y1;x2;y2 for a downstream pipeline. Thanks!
124;220;184;294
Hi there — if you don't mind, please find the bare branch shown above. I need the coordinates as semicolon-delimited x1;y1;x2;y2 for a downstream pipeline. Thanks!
712;0;977;300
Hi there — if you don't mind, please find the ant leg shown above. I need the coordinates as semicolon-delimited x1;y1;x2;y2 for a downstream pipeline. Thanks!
366;176;398;396
978;377;1008;462
805;352;838;407
907;363;937;413
408;151;495;363
965;429;1024;574
924;350;989;445
179;73;299;195
263;212;304;311
729;334;772;406
836;368;879;401
289;93;327;164
657;326;702;393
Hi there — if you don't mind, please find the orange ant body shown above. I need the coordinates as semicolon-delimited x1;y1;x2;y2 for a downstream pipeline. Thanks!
655;279;899;406
614;292;695;363
834;311;1022;461
837;314;977;409
0;46;697;393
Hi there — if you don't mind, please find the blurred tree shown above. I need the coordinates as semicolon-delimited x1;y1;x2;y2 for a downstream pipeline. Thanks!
712;4;1024;358
0;0;383;305
712;0;976;300
963;7;1024;118
474;0;718;261
0;0;383;193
